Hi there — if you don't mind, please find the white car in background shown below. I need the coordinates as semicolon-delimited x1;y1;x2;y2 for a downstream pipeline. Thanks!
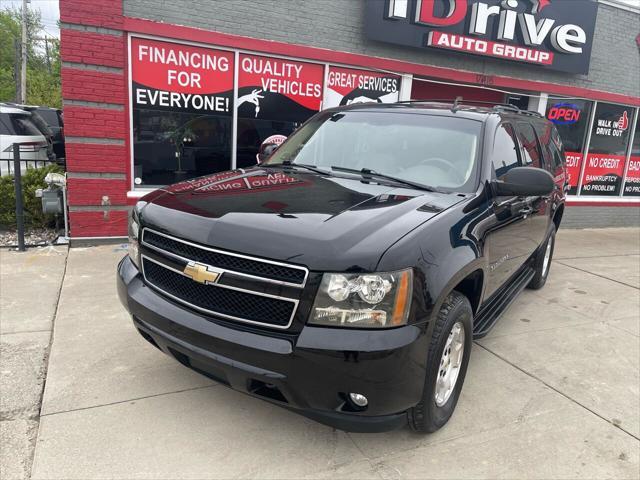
0;105;49;176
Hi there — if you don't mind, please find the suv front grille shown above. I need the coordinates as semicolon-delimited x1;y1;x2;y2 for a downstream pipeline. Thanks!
139;228;306;329
143;229;307;286
142;258;295;328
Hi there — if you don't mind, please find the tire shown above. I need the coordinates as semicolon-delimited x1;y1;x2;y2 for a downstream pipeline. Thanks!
527;225;556;290
408;291;473;433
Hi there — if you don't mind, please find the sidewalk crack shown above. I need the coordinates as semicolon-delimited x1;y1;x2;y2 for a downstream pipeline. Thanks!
29;246;69;479
476;342;640;442
556;261;639;290
39;384;220;418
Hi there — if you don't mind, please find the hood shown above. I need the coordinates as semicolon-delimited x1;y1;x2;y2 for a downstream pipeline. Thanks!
139;167;462;271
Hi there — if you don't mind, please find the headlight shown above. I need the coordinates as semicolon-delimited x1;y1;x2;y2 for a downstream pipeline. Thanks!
309;269;413;328
128;212;140;269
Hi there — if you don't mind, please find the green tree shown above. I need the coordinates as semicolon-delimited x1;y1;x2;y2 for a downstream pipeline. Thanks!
0;6;61;108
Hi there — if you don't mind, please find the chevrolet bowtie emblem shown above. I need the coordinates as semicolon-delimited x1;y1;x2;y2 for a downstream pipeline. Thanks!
183;262;220;285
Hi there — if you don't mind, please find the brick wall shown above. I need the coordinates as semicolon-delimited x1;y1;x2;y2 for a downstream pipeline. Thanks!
123;0;640;99
60;1;128;237
64;143;127;174
563;206;640;229
61;68;125;105
60;30;125;68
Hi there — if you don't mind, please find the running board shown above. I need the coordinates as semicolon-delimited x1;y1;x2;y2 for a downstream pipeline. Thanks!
472;266;535;339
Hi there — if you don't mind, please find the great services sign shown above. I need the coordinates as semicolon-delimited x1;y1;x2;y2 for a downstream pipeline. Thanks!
364;0;598;74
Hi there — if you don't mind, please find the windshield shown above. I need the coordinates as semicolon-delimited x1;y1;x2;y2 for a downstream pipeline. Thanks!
265;111;482;192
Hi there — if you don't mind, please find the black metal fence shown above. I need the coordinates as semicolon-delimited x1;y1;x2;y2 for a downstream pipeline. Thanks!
0;158;65;177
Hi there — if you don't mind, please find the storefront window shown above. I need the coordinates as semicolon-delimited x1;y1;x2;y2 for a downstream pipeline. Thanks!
235;54;324;168
130;37;234;187
623;112;640;197
545;99;592;195
580;102;633;196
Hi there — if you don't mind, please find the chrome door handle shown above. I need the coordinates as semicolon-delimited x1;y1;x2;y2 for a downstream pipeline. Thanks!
519;206;533;215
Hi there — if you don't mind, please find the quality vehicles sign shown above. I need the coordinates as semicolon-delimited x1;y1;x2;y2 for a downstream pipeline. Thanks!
364;0;598;74
131;37;234;115
237;54;324;122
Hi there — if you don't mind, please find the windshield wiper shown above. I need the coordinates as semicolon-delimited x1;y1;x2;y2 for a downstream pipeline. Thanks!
331;166;440;192
263;161;331;175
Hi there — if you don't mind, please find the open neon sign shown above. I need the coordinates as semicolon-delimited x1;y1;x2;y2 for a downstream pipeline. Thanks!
547;103;581;125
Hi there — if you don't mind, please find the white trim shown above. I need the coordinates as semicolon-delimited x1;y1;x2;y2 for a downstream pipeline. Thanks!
127;188;157;198
231;50;239;169
621;107;639;196
70;236;128;240
567;196;640;203
528;92;548;115
127;33;135;192
399;74;413;101
577;100;597;195
321;62;330;110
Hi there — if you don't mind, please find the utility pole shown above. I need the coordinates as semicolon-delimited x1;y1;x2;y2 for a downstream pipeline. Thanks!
20;0;28;104
14;39;21;102
44;38;51;74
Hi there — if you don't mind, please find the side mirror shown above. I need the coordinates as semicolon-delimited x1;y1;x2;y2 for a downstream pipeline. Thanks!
493;166;555;197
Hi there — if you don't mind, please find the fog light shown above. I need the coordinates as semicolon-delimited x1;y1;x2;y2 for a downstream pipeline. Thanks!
349;393;368;407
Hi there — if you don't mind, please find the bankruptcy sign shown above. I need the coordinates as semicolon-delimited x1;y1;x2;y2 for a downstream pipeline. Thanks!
364;0;598;74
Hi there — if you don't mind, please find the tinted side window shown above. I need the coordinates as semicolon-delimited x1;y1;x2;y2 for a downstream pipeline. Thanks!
516;122;543;168
492;123;520;179
28;112;52;136
36;109;60;128
12;115;42;136
0;114;41;136
0;113;13;135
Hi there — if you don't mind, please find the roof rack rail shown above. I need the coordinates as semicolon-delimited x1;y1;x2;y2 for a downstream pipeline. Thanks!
394;98;542;117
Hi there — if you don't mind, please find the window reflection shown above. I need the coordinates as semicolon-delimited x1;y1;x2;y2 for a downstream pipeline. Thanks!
133;109;232;187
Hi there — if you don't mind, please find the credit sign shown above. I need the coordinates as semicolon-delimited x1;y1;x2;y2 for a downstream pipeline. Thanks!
364;0;598;74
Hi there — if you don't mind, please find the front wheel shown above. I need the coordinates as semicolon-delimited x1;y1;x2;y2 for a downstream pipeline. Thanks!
409;291;473;433
527;225;556;290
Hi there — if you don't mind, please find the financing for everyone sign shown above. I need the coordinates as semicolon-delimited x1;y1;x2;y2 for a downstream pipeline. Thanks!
131;37;235;115
364;0;598;74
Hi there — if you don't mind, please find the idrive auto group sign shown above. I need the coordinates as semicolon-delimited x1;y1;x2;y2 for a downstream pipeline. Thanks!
365;0;599;74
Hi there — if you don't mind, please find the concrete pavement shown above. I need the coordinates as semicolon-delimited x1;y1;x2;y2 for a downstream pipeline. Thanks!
2;228;639;479
1;246;68;480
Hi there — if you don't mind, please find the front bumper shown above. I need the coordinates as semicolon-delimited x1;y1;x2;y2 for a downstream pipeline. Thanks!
117;256;429;432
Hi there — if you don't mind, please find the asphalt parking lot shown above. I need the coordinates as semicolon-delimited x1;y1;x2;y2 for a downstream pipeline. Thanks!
1;227;639;479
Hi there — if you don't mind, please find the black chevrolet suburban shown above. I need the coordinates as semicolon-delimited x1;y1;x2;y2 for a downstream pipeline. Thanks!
118;101;566;433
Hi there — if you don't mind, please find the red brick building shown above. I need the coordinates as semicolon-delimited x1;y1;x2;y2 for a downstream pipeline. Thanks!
60;0;640;238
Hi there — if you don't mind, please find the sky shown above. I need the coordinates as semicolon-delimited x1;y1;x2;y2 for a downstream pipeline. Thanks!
1;0;60;38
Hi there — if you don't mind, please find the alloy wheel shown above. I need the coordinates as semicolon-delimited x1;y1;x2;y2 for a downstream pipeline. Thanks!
434;321;465;407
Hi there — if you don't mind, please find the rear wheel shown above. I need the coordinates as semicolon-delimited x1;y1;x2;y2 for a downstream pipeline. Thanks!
527;226;556;290
409;291;473;433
